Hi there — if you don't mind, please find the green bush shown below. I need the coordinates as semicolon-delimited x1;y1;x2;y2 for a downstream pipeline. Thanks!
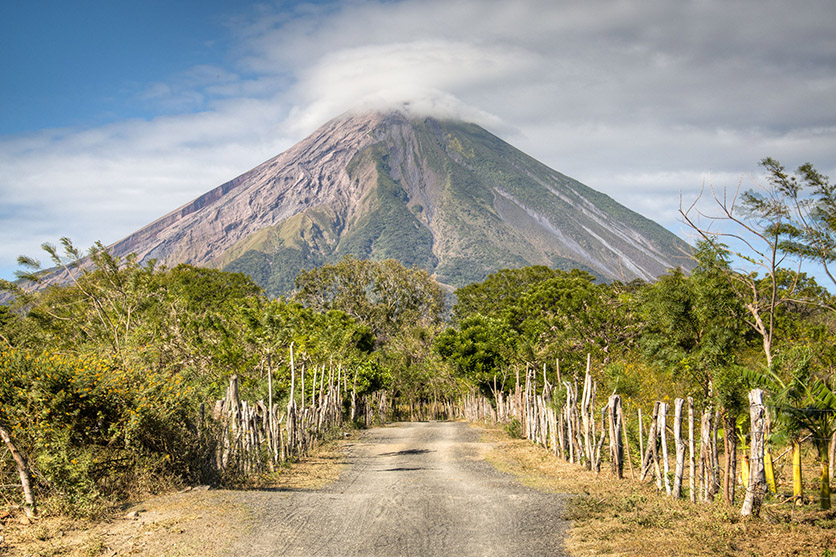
0;344;207;516
504;418;523;439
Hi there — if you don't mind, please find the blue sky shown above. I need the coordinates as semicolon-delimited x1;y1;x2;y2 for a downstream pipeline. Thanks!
1;1;237;133
2;0;835;285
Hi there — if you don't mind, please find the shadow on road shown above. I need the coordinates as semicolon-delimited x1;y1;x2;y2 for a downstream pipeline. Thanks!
379;448;434;456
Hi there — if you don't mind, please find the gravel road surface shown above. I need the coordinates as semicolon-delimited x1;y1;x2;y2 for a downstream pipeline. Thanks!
230;421;568;556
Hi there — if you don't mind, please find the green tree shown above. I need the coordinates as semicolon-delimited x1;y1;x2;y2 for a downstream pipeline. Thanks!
2;240;265;393
758;158;836;290
452;265;564;322
241;296;377;404
680;163;825;368
514;271;639;368
639;244;750;504
143;265;262;384
294;256;445;344
434;314;518;393
6;239;159;361
639;243;748;392
444;266;644;387
385;323;462;405
0;346;207;516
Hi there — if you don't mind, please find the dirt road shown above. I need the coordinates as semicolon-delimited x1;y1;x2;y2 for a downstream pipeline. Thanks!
231;421;568;556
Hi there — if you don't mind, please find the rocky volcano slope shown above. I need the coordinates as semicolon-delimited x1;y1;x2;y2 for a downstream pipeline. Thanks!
103;110;691;295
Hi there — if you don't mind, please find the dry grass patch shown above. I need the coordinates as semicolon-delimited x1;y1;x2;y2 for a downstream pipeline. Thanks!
478;424;836;556
251;435;346;491
0;490;248;557
1;436;347;556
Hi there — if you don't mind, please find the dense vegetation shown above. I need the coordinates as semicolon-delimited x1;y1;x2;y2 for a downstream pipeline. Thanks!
1;158;835;520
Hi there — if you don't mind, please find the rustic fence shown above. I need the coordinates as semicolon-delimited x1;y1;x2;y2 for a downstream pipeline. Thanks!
209;359;436;476
212;368;344;476
0;348;792;518
212;342;355;477
206;356;782;516
457;357;774;516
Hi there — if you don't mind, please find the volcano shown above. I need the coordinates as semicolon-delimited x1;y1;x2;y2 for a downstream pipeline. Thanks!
105;109;691;295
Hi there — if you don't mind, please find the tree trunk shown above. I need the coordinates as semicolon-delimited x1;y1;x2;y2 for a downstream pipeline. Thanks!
793;439;803;506
741;389;767;517
0;425;36;517
821;460;832;510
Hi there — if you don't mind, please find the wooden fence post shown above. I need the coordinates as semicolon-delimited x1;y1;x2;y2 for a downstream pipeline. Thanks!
267;353;276;470
640;402;660;483
523;367;530;440
557;401;566;460
700;406;714;502
712;408;721;498
581;356;593;470
652;403;663;489
619;402;634;479
564;381;576;464
638;407;645;473
741;389;767;517
830;431;836;492
688;397;696;503
658;402;671;495
289;342;296;405
723;408;739;506
609;394;624;479
594;403;607;474
0;425;36;517
300;362;306;411
673;398;685;498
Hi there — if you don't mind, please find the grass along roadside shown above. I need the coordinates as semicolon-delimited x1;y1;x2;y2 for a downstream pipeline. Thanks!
1;434;348;556
477;423;836;556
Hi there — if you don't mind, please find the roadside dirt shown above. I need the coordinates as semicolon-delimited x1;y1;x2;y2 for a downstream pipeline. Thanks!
3;422;569;556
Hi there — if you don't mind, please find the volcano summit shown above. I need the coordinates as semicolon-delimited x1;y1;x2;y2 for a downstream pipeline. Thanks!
105;110;691;295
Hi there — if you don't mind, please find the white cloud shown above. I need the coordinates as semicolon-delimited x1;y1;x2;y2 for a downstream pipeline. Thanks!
2;0;835;280
0;97;296;278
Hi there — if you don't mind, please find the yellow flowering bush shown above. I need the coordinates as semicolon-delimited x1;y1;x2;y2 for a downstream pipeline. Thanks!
0;343;206;516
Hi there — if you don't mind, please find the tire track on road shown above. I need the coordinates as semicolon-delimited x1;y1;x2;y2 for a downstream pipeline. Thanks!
230;421;569;556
